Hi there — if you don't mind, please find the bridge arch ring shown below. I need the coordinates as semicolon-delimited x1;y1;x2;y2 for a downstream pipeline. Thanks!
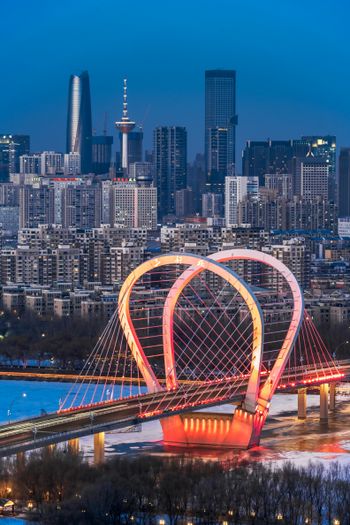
162;249;304;408
118;253;264;410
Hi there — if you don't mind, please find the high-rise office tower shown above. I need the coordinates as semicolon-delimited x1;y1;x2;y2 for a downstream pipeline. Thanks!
242;141;269;185
115;79;135;173
128;129;143;164
64;153;81;175
175;188;194;218
61;185;101;228
92;135;113;174
291;139;310;195
66;71;92;174
291;138;310;158
101;180;112;224
300;158;329;200
205;70;237;192
19;185;55;228
225;176;259;227
202;192;223;219
41;151;64;175
153;126;187;220
187;153;206;213
301;136;336;201
110;181;157;229
0;135;30;181
129;162;153;186
51;178;82;224
19;154;41;174
206;127;229;195
339;147;350;217
242;140;292;186
0;184;19;206
269;140;293;173
265;173;293;199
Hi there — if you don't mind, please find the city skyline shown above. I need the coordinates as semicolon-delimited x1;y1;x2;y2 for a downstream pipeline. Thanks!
3;1;350;514
1;0;348;159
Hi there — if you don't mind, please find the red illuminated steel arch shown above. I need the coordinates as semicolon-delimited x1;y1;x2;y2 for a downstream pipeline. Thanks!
162;249;304;411
118;254;264;402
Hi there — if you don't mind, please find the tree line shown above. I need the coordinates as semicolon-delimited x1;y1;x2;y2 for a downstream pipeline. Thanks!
0;309;350;373
1;449;350;524
0;311;104;369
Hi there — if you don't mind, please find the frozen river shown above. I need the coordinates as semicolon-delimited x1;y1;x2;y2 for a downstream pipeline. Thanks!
1;379;350;467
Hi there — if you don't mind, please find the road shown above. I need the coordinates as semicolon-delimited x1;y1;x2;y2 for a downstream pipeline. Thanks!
0;361;346;457
0;377;249;456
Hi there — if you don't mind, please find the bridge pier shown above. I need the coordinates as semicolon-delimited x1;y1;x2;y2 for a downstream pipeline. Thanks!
161;407;266;449
68;438;79;454
94;432;105;464
298;388;307;419
16;451;25;467
330;382;336;411
320;383;329;420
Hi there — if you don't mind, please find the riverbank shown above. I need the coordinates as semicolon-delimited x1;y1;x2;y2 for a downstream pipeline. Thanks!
3;450;350;524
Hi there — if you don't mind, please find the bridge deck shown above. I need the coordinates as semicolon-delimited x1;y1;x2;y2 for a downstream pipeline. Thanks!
0;361;346;457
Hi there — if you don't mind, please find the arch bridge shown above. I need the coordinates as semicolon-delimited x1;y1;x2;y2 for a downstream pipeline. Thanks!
0;250;343;456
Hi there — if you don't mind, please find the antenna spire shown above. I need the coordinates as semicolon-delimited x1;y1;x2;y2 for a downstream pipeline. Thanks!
115;78;136;172
123;78;128;120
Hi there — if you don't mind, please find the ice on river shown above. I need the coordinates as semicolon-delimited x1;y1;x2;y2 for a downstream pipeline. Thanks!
1;379;350;466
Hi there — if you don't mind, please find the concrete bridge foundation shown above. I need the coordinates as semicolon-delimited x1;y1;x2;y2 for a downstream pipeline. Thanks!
298;388;307;419
320;383;329;420
161;408;266;449
68;438;79;454
94;432;105;464
330;382;336;411
298;383;337;421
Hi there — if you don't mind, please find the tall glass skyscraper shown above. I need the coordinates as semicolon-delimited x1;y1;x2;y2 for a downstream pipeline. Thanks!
0;134;30;181
339;147;350;217
92;135;113;174
205;69;237;193
153;126;187;220
66;71;92;174
242;140;293;186
301;136;336;202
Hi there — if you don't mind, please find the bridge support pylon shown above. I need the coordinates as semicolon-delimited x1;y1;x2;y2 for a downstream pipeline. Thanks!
94;432;105;464
320;383;329;420
330;382;336;411
298;388;307;419
16;451;25;467
224;407;266;448
68;438;79;454
161;407;267;449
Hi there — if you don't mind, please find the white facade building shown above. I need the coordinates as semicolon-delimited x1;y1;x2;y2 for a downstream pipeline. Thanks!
64;153;81;175
41;151;63;175
110;181;157;229
19;154;41;175
338;217;350;239
225;176;259;227
301;160;329;199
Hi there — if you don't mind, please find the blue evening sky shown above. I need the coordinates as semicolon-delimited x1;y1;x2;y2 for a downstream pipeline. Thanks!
0;0;348;163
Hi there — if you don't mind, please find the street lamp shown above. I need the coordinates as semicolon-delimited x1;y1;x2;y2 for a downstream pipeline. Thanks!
7;392;27;423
